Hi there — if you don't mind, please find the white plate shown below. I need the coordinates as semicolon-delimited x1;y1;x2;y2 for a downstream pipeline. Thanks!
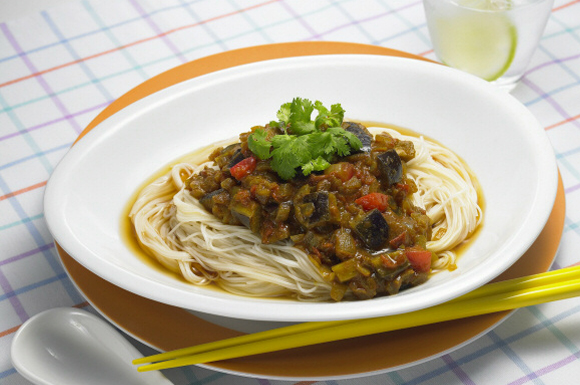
44;54;558;322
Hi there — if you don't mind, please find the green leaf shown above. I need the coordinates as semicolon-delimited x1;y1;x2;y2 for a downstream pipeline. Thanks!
328;127;363;152
270;135;311;180
305;131;333;159
288;98;315;135
276;102;292;125
290;97;314;123
268;120;281;129
291;120;316;135
344;130;363;150
331;136;351;157
271;133;295;148
246;98;363;180
301;156;330;176
247;128;273;160
314;101;345;130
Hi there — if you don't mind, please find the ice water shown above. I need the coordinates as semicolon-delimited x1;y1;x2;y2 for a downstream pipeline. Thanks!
423;0;554;90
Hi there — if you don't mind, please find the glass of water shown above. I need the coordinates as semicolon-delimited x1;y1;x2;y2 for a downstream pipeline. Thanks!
422;0;554;91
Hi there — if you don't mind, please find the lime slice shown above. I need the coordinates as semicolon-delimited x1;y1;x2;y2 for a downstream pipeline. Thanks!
434;8;517;81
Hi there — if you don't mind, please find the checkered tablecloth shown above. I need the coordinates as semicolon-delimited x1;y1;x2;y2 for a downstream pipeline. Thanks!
1;1;579;384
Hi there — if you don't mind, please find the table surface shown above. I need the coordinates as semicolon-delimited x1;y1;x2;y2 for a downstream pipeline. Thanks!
1;1;579;384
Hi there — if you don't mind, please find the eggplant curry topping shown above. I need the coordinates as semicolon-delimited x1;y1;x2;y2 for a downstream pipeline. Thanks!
187;98;433;301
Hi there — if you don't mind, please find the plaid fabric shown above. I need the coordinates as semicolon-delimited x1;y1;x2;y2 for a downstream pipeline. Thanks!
1;1;579;384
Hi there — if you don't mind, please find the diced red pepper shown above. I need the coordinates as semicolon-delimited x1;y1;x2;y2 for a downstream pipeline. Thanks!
355;193;390;212
230;156;257;180
324;162;355;182
233;188;252;205
389;231;407;249
395;183;410;194
405;247;433;273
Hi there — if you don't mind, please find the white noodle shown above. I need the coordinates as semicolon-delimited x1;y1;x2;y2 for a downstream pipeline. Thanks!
129;127;482;300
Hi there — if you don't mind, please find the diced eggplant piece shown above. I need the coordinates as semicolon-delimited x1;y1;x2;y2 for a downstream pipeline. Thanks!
343;122;372;152
230;200;261;233
296;191;330;229
301;230;325;249
225;148;246;171
213;143;242;168
222;143;240;152
377;149;403;186
199;188;225;212
307;192;330;225
354;209;390;250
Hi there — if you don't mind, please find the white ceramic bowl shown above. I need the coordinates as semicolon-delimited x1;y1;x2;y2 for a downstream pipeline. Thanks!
44;54;557;322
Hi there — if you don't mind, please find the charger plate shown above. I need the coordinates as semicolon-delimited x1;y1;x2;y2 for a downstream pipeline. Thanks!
57;42;566;380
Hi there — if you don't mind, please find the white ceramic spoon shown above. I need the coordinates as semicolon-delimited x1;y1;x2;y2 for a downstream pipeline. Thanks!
11;307;173;385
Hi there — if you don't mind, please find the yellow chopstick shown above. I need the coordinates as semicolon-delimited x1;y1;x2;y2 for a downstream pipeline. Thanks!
134;265;580;372
133;265;580;366
451;264;580;301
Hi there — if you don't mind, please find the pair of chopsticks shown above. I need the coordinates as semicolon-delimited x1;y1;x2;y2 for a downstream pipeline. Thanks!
134;265;580;372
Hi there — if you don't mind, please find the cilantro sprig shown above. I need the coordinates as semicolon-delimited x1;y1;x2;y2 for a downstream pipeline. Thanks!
247;98;362;180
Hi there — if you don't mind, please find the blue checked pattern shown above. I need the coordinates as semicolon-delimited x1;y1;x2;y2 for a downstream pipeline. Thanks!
1;0;579;384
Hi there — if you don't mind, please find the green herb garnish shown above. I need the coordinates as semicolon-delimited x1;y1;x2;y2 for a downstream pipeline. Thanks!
247;98;362;180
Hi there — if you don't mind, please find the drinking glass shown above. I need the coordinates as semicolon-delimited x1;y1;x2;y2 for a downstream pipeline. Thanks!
422;0;554;91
